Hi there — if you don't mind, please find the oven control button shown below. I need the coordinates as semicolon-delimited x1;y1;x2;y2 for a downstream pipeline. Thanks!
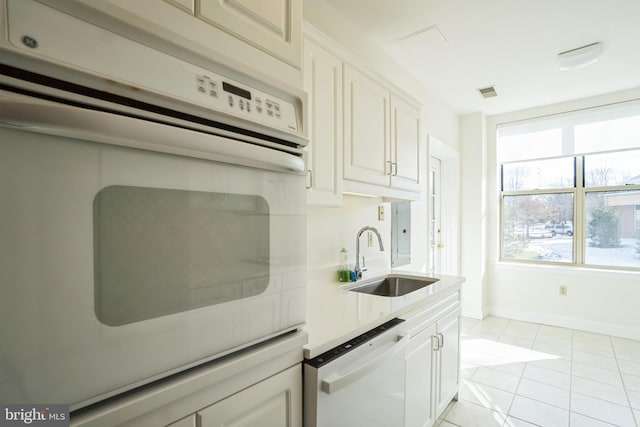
196;75;208;94
228;95;234;107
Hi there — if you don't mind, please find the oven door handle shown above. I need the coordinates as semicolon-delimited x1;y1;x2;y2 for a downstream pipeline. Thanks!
0;95;305;173
320;332;409;395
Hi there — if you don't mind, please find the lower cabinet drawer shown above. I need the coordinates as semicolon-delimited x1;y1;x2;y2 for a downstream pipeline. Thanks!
198;365;302;427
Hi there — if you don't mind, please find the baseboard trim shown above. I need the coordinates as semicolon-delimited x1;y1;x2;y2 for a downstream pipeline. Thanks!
488;306;640;341
461;307;485;320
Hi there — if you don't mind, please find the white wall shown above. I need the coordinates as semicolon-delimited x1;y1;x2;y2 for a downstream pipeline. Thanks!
486;87;640;340
459;113;487;318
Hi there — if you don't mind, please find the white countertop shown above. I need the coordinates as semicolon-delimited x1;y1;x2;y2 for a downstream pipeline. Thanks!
303;269;465;359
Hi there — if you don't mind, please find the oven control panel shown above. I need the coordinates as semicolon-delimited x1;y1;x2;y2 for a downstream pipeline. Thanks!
5;0;302;137
194;73;298;133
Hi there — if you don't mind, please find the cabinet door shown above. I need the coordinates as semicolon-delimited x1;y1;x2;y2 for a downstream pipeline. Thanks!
198;0;302;67
166;415;196;427
303;38;343;206
391;95;421;192
435;312;460;416
164;0;194;14
343;65;391;187
405;325;437;427
198;365;302;427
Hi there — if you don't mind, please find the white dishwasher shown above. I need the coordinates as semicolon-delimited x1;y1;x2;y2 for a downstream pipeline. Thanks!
304;318;409;427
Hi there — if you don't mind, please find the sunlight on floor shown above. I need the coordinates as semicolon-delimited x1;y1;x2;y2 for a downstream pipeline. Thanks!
439;316;640;427
461;338;560;370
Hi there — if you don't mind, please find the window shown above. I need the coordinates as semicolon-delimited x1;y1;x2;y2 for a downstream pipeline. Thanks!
498;101;640;270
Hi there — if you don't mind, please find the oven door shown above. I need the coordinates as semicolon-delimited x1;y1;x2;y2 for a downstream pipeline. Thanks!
0;92;306;409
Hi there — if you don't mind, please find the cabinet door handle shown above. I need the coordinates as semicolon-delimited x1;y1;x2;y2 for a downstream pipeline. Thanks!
386;160;393;176
432;335;440;351
321;333;409;394
438;332;444;349
392;162;398;176
306;169;313;189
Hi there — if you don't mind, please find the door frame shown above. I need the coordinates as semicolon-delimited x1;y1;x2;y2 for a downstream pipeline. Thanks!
428;136;460;275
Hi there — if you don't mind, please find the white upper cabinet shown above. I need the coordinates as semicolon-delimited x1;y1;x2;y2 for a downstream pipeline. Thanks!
164;0;194;14
198;0;302;68
303;38;343;206
391;95;421;192
44;0;303;87
343;64;392;187
343;64;422;196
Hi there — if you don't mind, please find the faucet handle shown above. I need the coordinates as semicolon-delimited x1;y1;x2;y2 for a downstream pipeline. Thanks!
361;256;367;272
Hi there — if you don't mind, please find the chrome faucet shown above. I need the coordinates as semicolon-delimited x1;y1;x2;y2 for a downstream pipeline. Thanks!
354;226;385;279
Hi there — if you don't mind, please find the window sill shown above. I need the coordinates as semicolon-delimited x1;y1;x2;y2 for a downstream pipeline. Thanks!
494;260;640;279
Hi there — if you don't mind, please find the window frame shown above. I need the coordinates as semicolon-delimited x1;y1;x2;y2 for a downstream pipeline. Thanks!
499;153;640;271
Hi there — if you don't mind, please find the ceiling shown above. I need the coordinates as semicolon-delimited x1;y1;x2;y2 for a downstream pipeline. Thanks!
322;0;640;115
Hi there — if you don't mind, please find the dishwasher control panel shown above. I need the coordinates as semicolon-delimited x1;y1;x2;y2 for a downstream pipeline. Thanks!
304;318;405;369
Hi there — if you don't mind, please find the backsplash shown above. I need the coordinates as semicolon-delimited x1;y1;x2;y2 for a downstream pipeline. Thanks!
307;195;429;283
307;196;390;281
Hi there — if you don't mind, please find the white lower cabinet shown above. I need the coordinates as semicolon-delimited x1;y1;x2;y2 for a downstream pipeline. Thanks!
434;310;460;417
402;293;461;427
197;365;302;427
405;324;436;427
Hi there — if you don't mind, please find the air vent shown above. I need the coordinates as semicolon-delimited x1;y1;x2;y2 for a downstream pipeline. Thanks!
477;86;497;99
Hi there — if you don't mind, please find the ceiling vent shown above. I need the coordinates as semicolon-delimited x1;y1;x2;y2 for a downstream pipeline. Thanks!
477;86;497;99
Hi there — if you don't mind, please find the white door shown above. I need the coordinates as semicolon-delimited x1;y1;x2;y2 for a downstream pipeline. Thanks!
429;156;442;274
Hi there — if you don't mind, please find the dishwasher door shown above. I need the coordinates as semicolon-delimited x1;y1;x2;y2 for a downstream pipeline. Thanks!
304;318;408;427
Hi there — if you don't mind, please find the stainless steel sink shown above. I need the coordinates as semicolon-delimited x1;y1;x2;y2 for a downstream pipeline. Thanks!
349;275;438;297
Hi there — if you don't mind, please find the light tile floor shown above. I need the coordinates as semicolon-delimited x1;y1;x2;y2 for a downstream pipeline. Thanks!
437;316;640;427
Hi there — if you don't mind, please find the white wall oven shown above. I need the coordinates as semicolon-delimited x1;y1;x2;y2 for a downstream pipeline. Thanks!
0;0;307;411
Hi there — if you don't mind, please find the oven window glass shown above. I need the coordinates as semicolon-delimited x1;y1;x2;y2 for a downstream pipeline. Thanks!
93;185;270;326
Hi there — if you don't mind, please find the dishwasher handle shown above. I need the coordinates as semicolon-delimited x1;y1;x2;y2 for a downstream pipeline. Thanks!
320;332;409;395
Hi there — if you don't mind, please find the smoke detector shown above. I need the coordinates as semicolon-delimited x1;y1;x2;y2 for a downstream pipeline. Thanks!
477;86;497;99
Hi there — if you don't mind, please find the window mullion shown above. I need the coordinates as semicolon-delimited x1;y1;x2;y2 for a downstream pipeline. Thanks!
575;156;585;265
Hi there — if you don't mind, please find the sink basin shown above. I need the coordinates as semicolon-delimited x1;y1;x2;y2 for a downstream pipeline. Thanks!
349;275;438;297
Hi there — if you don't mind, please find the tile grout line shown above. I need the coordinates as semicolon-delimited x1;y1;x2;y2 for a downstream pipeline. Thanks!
502;317;532;426
568;326;574;425
461;317;640;426
611;334;640;427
